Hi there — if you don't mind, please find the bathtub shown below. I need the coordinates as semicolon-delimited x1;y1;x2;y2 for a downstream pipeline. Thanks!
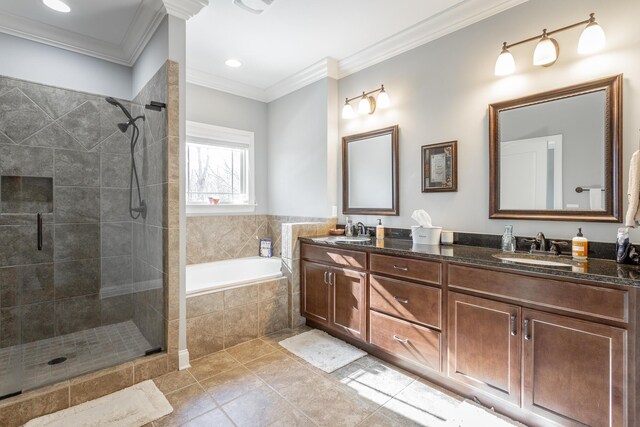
186;256;283;296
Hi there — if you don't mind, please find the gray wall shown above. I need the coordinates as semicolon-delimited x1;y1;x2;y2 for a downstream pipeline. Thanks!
267;78;337;217
337;0;640;242
132;17;169;98
0;32;132;100
186;84;269;214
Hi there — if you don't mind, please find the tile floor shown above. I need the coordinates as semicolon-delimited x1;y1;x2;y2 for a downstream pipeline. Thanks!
150;326;521;427
0;320;151;393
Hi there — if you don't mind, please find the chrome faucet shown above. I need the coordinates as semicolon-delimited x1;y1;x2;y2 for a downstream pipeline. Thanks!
355;222;368;237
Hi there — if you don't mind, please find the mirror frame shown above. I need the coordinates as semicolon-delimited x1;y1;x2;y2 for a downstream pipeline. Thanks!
489;74;622;222
342;125;399;216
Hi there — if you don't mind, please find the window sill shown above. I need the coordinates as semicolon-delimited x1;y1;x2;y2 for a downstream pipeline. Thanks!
186;204;257;216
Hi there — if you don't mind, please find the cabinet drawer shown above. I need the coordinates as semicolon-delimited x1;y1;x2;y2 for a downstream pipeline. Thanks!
448;264;629;323
301;243;367;270
370;275;441;329
369;310;441;371
370;253;441;285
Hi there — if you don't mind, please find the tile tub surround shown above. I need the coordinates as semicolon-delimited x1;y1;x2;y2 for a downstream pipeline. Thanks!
186;277;289;359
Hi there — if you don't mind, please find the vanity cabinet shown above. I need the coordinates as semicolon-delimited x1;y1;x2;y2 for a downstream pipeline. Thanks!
447;292;521;406
300;245;367;340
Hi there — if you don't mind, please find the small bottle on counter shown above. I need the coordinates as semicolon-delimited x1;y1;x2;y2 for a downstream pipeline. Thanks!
345;217;353;237
572;228;589;260
501;225;516;252
376;219;384;240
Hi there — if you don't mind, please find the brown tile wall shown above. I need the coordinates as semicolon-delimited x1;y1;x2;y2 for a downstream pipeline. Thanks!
186;277;288;359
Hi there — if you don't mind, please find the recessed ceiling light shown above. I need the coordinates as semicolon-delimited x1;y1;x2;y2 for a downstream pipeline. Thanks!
225;59;242;68
43;0;71;13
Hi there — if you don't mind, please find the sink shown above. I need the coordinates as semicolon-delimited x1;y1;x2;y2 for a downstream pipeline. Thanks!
492;253;577;267
314;236;372;243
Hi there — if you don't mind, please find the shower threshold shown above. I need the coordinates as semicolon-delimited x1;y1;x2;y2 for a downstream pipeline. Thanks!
0;320;151;393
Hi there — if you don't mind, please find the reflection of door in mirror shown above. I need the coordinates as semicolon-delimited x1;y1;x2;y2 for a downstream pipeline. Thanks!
500;135;563;210
499;90;605;212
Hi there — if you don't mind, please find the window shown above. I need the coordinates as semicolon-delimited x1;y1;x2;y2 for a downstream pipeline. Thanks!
186;122;255;214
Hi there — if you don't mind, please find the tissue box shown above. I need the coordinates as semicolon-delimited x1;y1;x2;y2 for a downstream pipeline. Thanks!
411;225;442;245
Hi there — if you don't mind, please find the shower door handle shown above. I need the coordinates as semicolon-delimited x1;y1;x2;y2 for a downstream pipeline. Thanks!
37;213;43;251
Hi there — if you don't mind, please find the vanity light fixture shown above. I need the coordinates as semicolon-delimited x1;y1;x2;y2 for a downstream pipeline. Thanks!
342;85;389;119
494;12;605;76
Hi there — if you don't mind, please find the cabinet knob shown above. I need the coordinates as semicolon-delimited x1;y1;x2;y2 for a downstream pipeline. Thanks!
393;296;409;304
393;335;409;344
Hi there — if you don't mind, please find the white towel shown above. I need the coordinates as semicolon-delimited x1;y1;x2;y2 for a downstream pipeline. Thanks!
625;150;640;227
589;188;603;211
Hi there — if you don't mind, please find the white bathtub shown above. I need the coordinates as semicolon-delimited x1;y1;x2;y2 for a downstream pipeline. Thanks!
186;256;283;296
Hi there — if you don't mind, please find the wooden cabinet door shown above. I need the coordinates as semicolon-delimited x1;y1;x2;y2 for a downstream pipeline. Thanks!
522;309;626;427
301;261;330;325
329;267;367;340
448;292;521;405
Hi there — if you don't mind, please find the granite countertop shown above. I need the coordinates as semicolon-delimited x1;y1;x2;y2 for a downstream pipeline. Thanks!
300;237;640;288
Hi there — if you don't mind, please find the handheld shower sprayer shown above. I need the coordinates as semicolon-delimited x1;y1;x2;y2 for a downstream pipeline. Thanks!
104;97;147;220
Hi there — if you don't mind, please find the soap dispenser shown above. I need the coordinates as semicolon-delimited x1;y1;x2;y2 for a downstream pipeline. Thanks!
502;225;516;252
572;228;588;260
376;219;384;240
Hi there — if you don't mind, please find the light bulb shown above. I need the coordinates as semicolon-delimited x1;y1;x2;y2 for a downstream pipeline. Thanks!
533;31;558;66
358;94;371;114
494;43;515;76
43;0;70;12
225;59;242;68
342;101;354;119
578;18;606;55
377;86;390;109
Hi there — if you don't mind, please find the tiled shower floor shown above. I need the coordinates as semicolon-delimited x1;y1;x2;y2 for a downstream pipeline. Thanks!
0;321;151;392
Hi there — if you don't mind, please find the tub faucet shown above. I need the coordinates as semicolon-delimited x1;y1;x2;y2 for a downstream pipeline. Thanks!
355;222;368;237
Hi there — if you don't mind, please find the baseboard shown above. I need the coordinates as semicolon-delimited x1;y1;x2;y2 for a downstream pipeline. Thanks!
178;349;190;370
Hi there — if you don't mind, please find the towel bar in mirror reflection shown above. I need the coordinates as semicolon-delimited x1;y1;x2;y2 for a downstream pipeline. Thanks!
489;74;622;222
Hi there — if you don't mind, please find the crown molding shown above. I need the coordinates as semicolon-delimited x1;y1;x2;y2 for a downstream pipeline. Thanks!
187;0;528;102
0;0;166;66
265;57;338;102
338;0;529;78
187;67;269;102
163;0;209;20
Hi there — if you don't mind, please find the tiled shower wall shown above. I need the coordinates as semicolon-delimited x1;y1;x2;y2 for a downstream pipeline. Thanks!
0;75;140;348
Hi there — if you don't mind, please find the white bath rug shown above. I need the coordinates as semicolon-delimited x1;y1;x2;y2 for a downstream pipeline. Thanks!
279;329;367;373
25;380;173;427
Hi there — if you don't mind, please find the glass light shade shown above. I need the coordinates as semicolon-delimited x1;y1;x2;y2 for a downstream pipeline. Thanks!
533;35;558;66
578;22;606;55
494;48;515;76
377;89;390;109
358;96;371;114
43;0;71;12
342;102;354;119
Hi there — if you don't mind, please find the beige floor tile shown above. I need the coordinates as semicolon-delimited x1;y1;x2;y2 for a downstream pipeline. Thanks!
259;364;333;407
296;384;379;427
200;365;266;405
338;361;416;405
243;350;300;377
222;384;298;427
358;410;419;427
267;408;317;427
155;383;217;427
182;408;235;427
226;338;280;363
189;351;240;381
259;326;309;346
153;369;196;394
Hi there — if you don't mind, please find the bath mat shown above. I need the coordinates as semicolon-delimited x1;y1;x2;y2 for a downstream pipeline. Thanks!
279;329;367;373
25;380;173;427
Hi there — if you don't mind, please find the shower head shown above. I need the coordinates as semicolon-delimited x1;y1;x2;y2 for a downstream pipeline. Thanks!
105;97;132;120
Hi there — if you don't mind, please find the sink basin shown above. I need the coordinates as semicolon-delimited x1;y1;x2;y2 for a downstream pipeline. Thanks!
492;253;577;267
315;236;372;243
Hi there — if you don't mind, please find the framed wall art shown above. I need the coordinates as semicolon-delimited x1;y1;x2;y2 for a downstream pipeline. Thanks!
421;140;457;192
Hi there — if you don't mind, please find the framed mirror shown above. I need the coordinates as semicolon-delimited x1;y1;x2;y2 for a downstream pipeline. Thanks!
342;125;399;215
489;75;622;222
